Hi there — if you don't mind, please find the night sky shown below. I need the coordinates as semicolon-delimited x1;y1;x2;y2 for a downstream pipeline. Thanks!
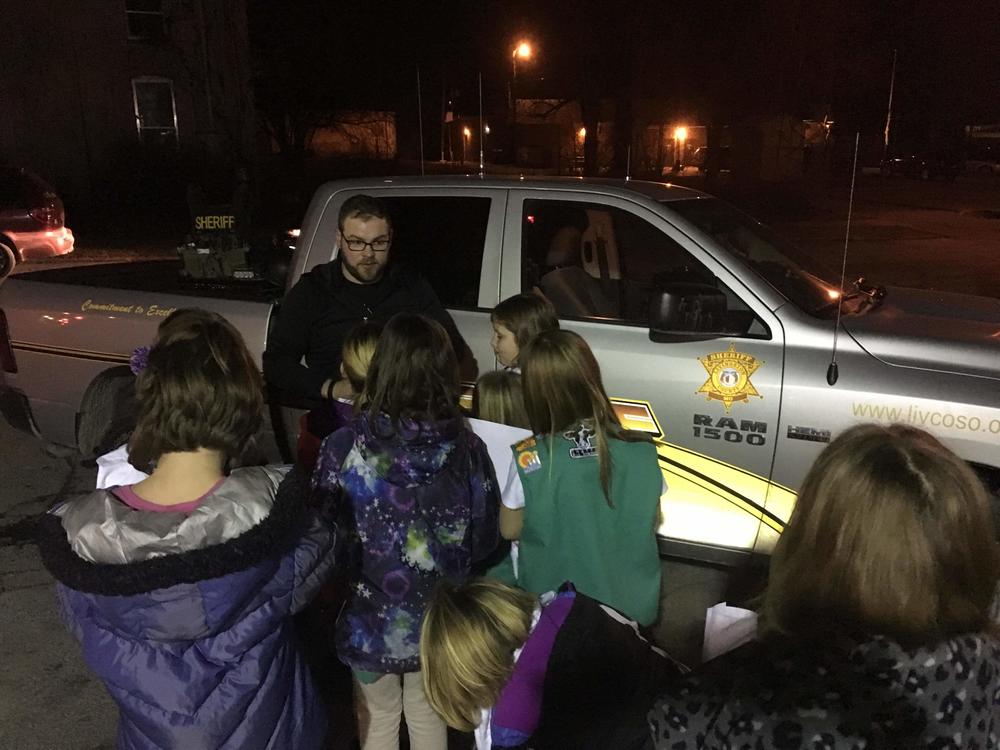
248;0;1000;147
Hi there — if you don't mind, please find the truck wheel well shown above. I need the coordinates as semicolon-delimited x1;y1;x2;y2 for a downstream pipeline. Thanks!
76;366;137;459
0;236;15;280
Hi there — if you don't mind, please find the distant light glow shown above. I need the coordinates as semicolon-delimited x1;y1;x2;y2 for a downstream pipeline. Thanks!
827;288;842;300
484;125;491;134
287;228;301;238
462;127;472;138
578;127;587;139
514;41;532;59
674;126;688;141
526;214;536;224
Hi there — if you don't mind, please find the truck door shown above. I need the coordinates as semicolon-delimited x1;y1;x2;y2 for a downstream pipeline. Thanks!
502;191;787;564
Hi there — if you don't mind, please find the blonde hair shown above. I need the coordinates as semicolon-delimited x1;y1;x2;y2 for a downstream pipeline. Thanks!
341;321;382;394
473;370;530;429
420;578;538;731
762;423;1000;646
520;329;650;503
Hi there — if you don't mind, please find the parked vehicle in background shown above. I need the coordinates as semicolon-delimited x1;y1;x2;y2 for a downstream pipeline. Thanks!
880;151;961;182
662;146;732;178
964;139;1000;176
965;158;1000;176
0;166;75;275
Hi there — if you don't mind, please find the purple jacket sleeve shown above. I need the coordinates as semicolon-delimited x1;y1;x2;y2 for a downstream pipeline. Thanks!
311;426;361;573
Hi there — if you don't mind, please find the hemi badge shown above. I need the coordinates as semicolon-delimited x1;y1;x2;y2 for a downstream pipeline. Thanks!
787;426;832;443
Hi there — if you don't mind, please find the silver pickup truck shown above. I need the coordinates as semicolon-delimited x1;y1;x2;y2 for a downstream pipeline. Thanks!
2;176;998;567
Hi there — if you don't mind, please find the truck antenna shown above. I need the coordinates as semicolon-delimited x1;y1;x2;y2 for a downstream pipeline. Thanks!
478;72;485;177
826;131;861;386
416;66;426;176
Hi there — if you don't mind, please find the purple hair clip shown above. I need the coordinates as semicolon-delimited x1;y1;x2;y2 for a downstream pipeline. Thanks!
129;345;151;375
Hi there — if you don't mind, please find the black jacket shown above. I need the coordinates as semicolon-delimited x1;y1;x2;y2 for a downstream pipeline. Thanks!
263;258;464;402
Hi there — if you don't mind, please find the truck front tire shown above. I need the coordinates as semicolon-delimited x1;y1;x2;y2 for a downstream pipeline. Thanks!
0;239;15;280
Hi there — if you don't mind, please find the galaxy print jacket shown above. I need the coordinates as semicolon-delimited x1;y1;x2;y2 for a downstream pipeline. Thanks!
313;412;501;674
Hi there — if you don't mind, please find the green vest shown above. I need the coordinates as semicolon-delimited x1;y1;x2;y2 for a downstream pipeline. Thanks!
512;427;662;625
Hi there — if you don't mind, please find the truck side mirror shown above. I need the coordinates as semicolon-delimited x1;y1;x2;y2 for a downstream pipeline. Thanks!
649;283;731;342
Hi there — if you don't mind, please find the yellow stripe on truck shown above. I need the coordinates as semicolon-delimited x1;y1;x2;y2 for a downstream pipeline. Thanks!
654;441;796;552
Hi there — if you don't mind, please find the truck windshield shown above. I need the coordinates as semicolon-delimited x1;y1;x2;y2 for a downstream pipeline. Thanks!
666;198;839;317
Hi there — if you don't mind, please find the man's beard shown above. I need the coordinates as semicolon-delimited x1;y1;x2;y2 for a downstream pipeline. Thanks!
342;256;386;284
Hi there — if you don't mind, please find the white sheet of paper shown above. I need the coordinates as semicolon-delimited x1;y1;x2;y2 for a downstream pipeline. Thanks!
466;417;532;489
702;602;758;662
96;444;149;489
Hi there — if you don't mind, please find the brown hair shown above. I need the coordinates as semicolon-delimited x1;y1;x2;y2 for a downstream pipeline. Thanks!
491;293;559;351
520;329;650;503
341;321;382;394
338;193;392;231
421;578;537;731
358;313;460;427
128;308;262;469
472;370;530;430
761;423;1000;646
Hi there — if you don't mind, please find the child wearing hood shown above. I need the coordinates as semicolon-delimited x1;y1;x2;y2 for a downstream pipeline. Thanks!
312;312;501;750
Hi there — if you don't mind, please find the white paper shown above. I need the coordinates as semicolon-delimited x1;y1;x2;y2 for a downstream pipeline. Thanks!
95;444;149;489
702;602;757;663
474;707;492;750
466;417;532;491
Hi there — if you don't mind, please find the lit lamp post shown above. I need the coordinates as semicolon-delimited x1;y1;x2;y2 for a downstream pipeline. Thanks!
509;40;532;164
673;125;688;173
462;126;471;166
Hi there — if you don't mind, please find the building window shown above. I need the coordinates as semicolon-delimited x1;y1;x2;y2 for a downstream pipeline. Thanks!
132;78;179;146
126;0;165;41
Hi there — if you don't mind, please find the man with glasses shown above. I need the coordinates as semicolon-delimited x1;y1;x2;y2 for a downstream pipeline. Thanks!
264;194;464;404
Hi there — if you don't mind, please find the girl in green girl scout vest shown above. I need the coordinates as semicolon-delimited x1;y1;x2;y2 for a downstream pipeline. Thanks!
498;329;665;626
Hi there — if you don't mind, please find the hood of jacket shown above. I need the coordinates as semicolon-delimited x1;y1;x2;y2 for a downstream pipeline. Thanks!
36;467;334;749
354;411;466;488
36;466;310;641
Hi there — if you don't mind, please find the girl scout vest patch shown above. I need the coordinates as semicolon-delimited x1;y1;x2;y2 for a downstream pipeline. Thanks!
562;423;597;458
515;437;543;474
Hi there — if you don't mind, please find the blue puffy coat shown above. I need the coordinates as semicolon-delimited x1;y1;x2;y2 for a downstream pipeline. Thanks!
37;466;337;750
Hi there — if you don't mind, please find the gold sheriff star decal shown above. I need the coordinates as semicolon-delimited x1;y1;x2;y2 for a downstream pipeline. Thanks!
697;344;763;412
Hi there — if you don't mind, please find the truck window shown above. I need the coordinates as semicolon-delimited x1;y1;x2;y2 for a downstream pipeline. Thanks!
381;196;490;310
522;199;761;334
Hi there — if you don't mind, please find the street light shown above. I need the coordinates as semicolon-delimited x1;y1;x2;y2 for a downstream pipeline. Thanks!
462;126;471;166
509;40;534;165
509;40;533;110
673;125;688;171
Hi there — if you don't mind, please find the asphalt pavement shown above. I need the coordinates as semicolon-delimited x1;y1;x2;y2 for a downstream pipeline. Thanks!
0;418;117;750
